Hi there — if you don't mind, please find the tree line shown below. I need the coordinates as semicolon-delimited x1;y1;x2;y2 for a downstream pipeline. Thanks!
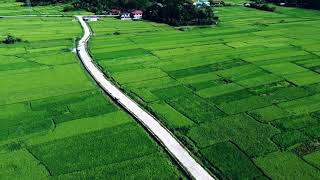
72;0;151;13
144;0;217;26
17;0;217;26
265;0;320;9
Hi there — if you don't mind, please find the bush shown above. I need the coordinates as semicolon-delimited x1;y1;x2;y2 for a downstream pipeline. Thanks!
261;3;277;11
2;35;22;44
245;2;276;11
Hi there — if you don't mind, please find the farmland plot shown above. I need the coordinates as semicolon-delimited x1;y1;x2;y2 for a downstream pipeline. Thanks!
0;15;184;179
89;5;320;179
0;0;91;16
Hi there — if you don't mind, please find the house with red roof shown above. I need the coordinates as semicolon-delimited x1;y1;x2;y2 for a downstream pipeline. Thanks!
110;9;121;15
131;10;143;20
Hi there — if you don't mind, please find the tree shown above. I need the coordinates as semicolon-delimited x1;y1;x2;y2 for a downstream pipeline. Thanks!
144;0;217;26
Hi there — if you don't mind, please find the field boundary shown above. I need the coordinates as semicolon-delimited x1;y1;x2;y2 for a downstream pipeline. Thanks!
75;15;215;180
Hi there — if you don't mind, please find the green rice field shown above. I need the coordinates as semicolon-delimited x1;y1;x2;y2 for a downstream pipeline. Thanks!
88;5;320;179
0;0;91;16
0;16;184;179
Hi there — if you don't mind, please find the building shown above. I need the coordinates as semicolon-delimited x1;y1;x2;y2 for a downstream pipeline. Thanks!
211;0;225;6
243;2;251;7
120;12;131;20
110;9;121;15
131;10;143;20
83;16;99;22
193;0;211;6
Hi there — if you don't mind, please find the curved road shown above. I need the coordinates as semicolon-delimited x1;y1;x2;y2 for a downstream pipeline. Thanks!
76;16;215;180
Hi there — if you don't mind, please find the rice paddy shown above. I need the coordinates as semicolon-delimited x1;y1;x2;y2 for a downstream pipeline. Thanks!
88;5;320;179
0;12;184;179
0;0;91;16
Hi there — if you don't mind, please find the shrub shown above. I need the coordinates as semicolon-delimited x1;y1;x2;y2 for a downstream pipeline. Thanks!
245;2;276;11
2;35;22;44
261;4;277;11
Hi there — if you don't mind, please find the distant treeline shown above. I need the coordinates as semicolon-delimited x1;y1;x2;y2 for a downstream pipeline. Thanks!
16;0;151;9
144;0;217;26
266;0;320;10
73;0;151;13
74;0;217;26
17;0;217;26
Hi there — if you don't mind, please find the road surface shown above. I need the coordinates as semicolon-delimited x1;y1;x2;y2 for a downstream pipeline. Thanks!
76;16;215;180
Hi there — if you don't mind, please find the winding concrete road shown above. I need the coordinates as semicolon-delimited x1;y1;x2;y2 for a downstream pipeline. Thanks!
76;16;215;180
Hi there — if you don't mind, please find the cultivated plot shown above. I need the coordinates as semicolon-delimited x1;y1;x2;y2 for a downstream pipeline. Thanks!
88;6;320;179
0;16;184;179
0;0;91;16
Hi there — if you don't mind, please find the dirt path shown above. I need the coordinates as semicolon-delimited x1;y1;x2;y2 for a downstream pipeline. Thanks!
76;16;215;180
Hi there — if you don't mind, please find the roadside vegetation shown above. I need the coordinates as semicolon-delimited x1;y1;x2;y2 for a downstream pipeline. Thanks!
0;6;184;178
88;5;320;179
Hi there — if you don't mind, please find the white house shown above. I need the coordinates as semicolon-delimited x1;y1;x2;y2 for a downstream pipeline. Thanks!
131;10;143;20
83;16;99;22
193;0;211;6
212;0;225;6
120;12;131;20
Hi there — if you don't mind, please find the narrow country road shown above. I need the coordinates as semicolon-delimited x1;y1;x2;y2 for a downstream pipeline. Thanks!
76;16;215;180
